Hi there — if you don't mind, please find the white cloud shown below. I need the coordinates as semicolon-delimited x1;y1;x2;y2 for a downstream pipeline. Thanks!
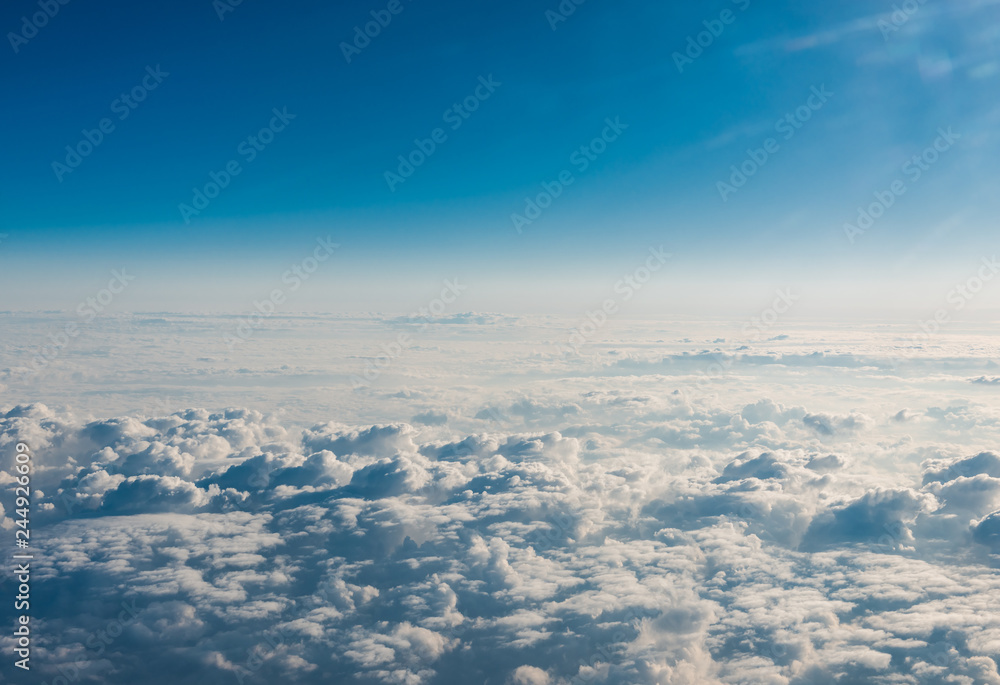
5;316;1000;683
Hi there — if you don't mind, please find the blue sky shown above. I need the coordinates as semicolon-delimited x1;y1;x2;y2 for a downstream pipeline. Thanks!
2;0;999;313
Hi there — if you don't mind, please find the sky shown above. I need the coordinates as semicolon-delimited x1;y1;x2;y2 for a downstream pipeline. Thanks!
5;5;1000;682
2;0;1000;314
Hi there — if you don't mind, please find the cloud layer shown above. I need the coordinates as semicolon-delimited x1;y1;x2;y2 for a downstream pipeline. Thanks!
3;388;1000;684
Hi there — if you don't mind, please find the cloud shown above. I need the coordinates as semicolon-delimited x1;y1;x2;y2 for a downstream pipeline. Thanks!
715;451;788;483
7;314;1000;685
923;451;1000;484
508;665;550;685
802;411;874;437
389;312;519;326
802;487;937;550
303;423;418;458
805;453;846;472
99;474;218;513
973;510;1000;548
412;411;448;426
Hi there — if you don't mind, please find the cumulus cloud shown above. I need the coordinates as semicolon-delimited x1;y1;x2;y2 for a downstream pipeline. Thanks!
412;411;448;426
973;511;1000;548
303;423;418;459
923;451;1000;484
509;665;550;684
6;312;1000;684
803;487;937;550
802;411;874;437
